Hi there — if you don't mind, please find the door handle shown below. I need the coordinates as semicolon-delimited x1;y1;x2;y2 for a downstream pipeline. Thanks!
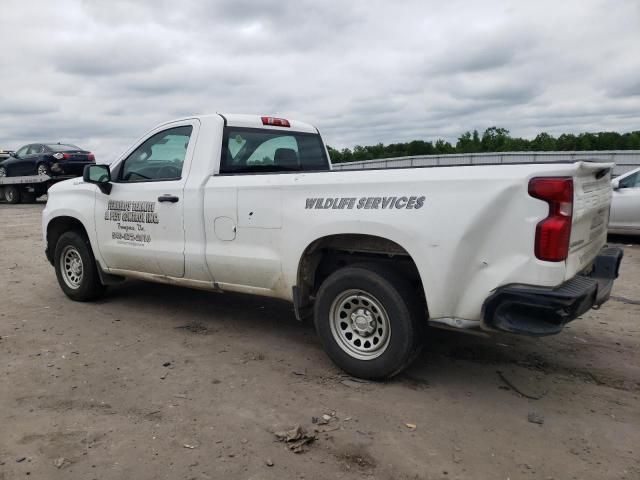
158;194;179;203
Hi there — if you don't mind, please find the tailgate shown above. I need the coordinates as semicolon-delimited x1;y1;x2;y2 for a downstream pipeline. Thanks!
566;162;613;279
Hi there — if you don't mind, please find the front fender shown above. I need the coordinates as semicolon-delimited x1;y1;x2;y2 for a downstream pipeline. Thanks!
42;181;102;266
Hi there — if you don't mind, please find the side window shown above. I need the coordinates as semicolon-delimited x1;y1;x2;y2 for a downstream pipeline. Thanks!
221;129;329;174
120;126;192;182
28;144;43;155
15;145;29;158
620;172;640;189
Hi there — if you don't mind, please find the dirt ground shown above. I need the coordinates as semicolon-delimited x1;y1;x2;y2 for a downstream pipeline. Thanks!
1;203;639;480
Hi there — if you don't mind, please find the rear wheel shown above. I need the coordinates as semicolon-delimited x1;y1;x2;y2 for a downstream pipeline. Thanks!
54;231;105;301
4;185;21;204
314;264;424;379
36;163;50;176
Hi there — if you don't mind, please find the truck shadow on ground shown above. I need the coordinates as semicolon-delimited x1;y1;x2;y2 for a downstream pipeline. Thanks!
608;233;640;245
101;279;638;394
406;327;638;393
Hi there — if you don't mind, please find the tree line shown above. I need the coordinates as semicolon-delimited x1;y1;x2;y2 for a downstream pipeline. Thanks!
327;127;640;164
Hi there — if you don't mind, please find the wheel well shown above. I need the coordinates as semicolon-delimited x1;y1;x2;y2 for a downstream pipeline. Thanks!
46;216;89;265
296;234;426;314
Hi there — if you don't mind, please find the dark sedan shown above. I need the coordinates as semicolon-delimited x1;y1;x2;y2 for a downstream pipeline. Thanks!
0;143;95;178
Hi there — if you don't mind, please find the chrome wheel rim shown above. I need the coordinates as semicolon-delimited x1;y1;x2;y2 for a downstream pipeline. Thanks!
37;164;47;176
329;289;391;360
61;245;83;289
0;168;6;177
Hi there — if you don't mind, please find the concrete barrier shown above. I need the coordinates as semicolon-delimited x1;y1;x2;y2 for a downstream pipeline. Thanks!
331;151;640;176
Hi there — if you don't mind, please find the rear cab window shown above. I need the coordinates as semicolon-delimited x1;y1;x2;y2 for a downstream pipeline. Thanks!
220;128;329;174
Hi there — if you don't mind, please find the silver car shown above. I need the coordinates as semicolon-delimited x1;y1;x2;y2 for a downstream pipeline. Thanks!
609;167;640;234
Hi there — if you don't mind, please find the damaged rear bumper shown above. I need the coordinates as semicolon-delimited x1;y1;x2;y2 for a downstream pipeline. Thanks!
483;246;623;336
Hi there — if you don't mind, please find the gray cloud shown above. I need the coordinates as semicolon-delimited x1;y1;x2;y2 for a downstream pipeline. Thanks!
0;0;639;161
52;37;168;77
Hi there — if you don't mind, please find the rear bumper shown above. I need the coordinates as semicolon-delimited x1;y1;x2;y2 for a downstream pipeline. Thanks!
483;246;623;336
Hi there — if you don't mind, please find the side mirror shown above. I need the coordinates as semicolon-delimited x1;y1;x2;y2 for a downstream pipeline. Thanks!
83;164;112;194
611;179;620;190
10;152;17;158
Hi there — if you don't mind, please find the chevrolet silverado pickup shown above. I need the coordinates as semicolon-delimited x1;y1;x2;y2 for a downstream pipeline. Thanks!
42;114;623;379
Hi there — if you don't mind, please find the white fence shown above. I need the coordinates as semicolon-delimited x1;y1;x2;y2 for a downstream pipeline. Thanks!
331;151;640;177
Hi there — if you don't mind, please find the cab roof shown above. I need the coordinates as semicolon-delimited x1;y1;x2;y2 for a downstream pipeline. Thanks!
221;114;317;133
168;113;318;134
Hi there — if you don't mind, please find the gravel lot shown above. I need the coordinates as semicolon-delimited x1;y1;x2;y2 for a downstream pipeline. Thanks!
1;203;639;480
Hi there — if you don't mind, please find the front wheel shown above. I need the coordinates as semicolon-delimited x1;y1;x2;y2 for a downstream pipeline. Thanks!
314;264;424;380
54;231;105;301
0;166;7;177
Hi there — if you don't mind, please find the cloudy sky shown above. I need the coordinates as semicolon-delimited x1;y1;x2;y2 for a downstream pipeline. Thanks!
1;0;639;161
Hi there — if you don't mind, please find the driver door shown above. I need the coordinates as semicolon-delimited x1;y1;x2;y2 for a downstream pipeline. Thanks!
94;120;199;278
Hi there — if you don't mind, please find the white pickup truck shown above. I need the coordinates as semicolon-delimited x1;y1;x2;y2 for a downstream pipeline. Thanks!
42;114;623;379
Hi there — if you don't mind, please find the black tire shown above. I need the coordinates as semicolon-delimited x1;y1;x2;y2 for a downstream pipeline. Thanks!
4;185;21;204
54;231;105;301
36;163;50;176
314;264;424;380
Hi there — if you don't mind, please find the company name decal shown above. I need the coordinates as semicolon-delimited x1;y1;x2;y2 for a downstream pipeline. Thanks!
104;200;159;245
305;196;425;210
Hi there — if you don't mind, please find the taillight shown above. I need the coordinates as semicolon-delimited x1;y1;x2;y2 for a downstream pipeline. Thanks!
261;116;290;127
528;177;573;262
88;153;95;162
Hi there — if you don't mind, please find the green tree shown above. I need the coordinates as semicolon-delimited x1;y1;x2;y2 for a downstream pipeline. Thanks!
481;127;511;152
434;139;455;154
531;132;557;151
595;132;622;150
456;130;482;153
326;146;342;163
352;145;369;161
406;140;434;156
328;128;639;163
577;133;594;150
556;134;578;151
622;132;640;149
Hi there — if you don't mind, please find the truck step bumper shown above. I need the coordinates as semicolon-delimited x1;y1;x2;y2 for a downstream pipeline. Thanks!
483;246;624;336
